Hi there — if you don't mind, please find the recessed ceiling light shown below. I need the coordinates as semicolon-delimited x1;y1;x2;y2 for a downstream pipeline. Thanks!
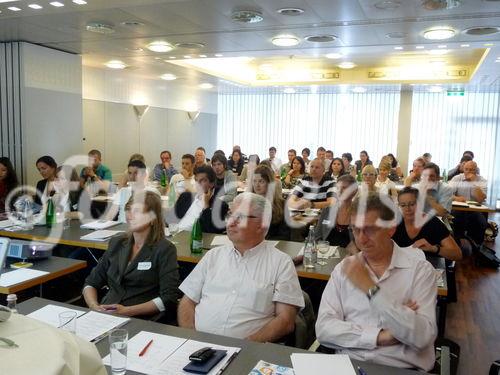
276;7;304;16
199;83;214;89
305;35;337;43
49;1;64;7
338;61;356;69
416;45;425;49
199;54;207;58
484;43;494;46
437;44;447;48
394;46;403;50
28;4;43;9
428;85;444;93
168;56;176;59
283;87;296;94
72;0;86;4
386;31;407;39
374;1;401;10
183;55;192;59
175;42;205;49
423;27;456;40
325;53;343;59
8;6;21;11
463;26;500;36
146;41;174;53
105;60;126;69
460;44;470;47
271;34;300;47
160;73;177;81
86;22;115;34
230;10;263;23
352;87;367;93
214;53;223;57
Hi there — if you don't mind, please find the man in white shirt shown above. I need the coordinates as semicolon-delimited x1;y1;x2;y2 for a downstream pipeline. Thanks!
170;154;196;197
316;192;437;371
178;192;304;342
266;146;282;175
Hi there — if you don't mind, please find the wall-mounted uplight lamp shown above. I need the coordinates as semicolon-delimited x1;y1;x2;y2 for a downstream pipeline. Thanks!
133;105;150;120
187;111;200;122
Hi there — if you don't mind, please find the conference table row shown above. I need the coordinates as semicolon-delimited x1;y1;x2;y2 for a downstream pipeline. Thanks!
15;297;424;375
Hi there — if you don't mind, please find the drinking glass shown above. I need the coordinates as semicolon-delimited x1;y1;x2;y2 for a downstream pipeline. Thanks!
58;311;77;334
109;329;128;375
317;240;330;266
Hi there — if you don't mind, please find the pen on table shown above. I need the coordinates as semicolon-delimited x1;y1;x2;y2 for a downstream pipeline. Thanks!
215;351;238;375
357;366;368;375
139;339;154;357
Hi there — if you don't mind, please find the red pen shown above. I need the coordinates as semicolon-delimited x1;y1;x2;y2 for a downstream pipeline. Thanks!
139;339;153;357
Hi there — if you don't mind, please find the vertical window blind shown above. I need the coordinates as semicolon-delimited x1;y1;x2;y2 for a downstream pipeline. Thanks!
217;90;401;165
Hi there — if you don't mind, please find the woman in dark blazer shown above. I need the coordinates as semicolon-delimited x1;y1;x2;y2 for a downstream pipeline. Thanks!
83;191;179;317
354;150;373;174
34;155;58;206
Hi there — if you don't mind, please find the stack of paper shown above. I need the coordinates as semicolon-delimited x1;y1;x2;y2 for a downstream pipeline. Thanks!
80;230;124;241
80;220;119;230
0;269;49;287
291;353;356;375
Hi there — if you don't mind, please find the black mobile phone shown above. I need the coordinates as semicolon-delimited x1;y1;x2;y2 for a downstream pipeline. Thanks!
189;347;216;363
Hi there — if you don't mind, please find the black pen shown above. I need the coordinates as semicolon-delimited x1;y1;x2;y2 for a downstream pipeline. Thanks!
215;351;238;375
357;366;368;375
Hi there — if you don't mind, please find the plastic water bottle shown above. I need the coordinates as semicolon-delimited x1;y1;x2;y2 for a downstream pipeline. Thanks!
303;225;317;268
6;294;17;313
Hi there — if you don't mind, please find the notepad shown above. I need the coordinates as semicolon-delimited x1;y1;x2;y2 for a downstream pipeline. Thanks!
0;268;49;287
27;304;86;327
80;220;119;230
80;230;124;241
291;353;356;375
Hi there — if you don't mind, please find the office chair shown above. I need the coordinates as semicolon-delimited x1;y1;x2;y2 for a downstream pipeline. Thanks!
490;359;500;375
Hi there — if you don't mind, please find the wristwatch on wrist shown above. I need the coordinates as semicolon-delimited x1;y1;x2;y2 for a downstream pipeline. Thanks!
367;285;380;300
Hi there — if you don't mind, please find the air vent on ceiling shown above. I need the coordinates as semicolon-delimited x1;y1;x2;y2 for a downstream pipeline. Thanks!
86;22;115;34
305;35;337;43
276;8;304;16
121;20;144;27
421;0;462;10
175;43;205;49
374;1;401;10
463;27;500;36
230;10;263;23
386;31;407;38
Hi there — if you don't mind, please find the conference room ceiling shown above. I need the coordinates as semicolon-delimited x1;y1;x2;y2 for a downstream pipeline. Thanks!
0;0;500;88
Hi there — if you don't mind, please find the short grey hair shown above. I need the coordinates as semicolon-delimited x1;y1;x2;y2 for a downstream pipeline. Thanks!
233;192;272;227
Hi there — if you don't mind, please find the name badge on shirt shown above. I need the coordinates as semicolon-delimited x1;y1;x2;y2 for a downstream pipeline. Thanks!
137;262;152;271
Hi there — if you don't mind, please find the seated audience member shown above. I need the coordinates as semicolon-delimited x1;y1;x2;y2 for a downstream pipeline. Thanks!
239;154;260;185
282;156;305;189
0;157;19;215
316;192;437;371
170;154;196;197
460;151;480;174
83;191;179;318
404;157;425;187
177;165;229;233
301;148;311;173
422;153;432;164
288;158;335;210
315;174;357;247
194;147;208;169
153;150;178;182
228;149;244;176
393;187;462;261
178;192;304;341
316;146;331;171
230;145;247;163
328;157;345;183
80;149;112;195
447;155;472;180
359;165;378;193
386;153;403;181
211;153;237;203
355;150;373;174
341;153;356;177
279;149;297;178
118;153;147;188
251;164;288;240
449;161;488;248
418;163;452;217
34;155;58;206
108;160;159;223
264;146;282;175
375;161;397;200
325;150;334;171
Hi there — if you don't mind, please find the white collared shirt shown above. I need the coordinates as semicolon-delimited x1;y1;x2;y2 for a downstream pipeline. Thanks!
177;194;204;232
179;241;305;339
316;241;437;371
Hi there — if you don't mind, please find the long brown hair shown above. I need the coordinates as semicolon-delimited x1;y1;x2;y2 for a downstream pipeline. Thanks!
252;164;284;225
126;191;165;244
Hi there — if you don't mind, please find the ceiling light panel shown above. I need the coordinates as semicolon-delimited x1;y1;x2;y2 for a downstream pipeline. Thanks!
49;1;64;7
28;4;42;9
72;0;87;4
146;41;174;53
105;60;126;69
160;73;176;81
8;6;21;11
423;27;456;40
271;34;300;47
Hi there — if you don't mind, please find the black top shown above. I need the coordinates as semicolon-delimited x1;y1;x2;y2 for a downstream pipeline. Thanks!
392;216;450;247
215;177;224;188
227;159;244;176
354;159;373;173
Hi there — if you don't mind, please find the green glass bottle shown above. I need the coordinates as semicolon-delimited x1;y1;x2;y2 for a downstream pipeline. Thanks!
160;170;167;188
45;197;56;228
356;169;362;183
190;218;203;254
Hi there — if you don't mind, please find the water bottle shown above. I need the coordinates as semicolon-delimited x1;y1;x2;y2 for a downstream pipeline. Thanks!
167;181;176;208
22;197;34;230
442;169;448;183
45;196;56;228
190;218;203;254
6;294;17;313
303;225;317;268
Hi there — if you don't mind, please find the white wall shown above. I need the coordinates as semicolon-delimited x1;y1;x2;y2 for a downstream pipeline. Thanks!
21;43;83;185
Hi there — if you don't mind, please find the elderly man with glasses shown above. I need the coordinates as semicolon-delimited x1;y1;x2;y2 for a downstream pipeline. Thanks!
178;192;304;342
316;192;437;371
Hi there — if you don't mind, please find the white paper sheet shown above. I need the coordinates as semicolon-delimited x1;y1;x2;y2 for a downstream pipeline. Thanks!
291;353;356;375
210;235;278;248
80;230;124;241
0;268;49;287
102;331;187;374
75;311;130;342
80;220;119;230
27;304;87;327
0;219;15;229
452;201;469;207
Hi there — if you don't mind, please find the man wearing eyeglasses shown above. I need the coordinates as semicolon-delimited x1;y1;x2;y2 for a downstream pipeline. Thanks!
316;193;437;371
178;192;304;342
